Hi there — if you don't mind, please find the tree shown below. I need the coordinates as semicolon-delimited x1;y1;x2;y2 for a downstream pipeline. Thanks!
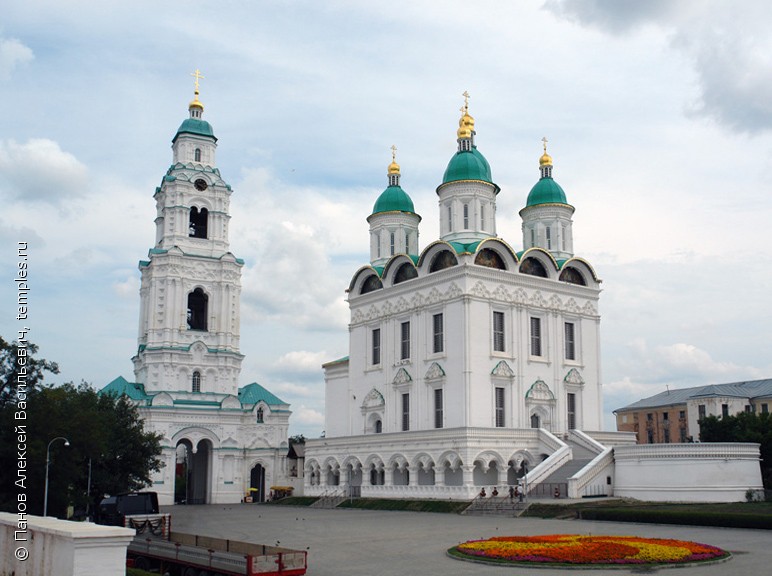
699;411;772;488
0;381;163;518
0;335;59;407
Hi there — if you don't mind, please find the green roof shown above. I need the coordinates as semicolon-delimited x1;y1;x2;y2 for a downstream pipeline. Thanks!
449;240;481;255
173;118;216;143
442;147;493;184
372;185;415;215
238;382;286;406
100;376;150;401
526;176;569;207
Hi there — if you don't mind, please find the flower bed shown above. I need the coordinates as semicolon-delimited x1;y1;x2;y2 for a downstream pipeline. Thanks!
450;534;729;567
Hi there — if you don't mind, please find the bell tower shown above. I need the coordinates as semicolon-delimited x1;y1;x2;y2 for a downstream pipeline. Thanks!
133;71;244;396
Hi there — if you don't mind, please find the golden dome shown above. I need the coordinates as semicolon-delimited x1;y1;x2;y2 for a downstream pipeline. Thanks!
189;95;204;111
456;91;475;139
387;145;400;175
539;137;552;166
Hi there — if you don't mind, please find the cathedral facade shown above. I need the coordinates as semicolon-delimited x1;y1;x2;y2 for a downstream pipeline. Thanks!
304;99;611;499
102;81;291;506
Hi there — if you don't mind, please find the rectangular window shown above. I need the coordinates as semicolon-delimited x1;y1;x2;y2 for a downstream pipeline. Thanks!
401;393;410;431
567;392;576;429
434;388;443;428
432;313;444;354
530;317;542;356
663;412;669;421
530;228;535;247
495;387;505;427
721;404;729;417
564;322;575;360
679;427;687;442
400;321;410;360
647;429;654;444
546;227;551;250
371;328;381;365
390;232;395;256
663;428;670;443
493;311;505;352
480;204;485;229
762;404;769;413
561;224;566;251
679;410;686;420
447;205;453;232
744;405;752;413
463;203;469;229
646;412;653;422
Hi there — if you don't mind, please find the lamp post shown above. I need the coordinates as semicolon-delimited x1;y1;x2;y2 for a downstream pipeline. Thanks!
44;436;70;517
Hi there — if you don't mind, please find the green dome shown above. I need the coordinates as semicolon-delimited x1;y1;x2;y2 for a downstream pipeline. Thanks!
372;185;415;215
173;118;216;142
442;147;493;184
526;176;568;207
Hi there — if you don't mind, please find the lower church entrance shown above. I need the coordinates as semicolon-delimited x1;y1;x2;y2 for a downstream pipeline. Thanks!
174;439;212;504
250;464;266;503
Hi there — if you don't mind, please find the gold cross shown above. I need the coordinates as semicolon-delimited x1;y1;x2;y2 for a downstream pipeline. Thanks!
462;90;470;110
191;69;205;94
391;144;397;162
542;136;548;153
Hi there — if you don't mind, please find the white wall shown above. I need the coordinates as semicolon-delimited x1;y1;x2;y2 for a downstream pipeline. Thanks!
0;514;134;576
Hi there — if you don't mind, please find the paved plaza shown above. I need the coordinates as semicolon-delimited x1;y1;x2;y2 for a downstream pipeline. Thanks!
164;503;769;575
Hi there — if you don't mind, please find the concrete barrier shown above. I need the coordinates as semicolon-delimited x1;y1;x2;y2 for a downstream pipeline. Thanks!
0;512;135;576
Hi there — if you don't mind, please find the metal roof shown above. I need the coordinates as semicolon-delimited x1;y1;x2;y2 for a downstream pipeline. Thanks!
614;378;772;412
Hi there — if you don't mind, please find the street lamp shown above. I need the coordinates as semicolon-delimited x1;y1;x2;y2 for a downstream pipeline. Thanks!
44;436;70;517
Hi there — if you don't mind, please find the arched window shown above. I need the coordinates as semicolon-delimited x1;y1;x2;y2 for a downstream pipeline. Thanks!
374;420;382;433
480;203;486;230
530;413;541;428
192;371;201;393
474;248;506;270
187;288;208;331
256;407;264;423
463;203;469;229
194;148;201;162
429;250;458;273
447;205;453;232
390;232;395;256
394;263;418;284
405;230;410;253
520;257;548;278
361;275;383;294
559;267;587;286
189;207;208;239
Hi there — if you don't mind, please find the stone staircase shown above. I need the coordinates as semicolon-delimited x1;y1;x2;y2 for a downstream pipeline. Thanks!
310;491;347;508
528;439;599;499
463;496;530;517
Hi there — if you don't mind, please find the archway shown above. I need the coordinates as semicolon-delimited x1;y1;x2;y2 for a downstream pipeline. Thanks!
250;463;266;503
174;441;191;504
175;439;211;504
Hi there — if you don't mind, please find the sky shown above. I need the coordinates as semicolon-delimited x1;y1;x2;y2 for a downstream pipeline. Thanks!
2;1;772;438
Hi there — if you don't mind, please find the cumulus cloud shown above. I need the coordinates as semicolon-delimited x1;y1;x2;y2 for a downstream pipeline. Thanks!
112;274;140;299
0;139;88;203
291;405;325;427
0;36;33;78
274;350;331;375
544;0;772;133
233;167;368;331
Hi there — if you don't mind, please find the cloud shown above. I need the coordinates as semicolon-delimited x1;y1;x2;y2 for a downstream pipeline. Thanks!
544;0;772;133
274;350;331;375
112;274;140;299
0;139;88;203
291;405;325;427
0;36;33;78
234;167;367;331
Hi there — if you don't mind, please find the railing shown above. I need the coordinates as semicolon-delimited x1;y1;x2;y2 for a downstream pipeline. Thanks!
567;447;613;498
614;442;761;460
523;431;570;495
567;429;605;455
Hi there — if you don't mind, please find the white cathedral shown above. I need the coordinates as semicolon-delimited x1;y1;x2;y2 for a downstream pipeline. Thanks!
102;80;292;506
303;97;630;500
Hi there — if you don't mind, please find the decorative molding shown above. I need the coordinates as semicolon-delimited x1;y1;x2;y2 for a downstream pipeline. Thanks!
491;360;515;378
525;379;555;402
564;368;585;387
361;388;385;410
392;367;413;385
424;362;445;381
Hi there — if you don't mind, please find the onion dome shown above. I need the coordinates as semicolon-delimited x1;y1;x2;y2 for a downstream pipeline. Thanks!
173;69;216;143
440;92;496;188
525;138;569;207
372;146;416;215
